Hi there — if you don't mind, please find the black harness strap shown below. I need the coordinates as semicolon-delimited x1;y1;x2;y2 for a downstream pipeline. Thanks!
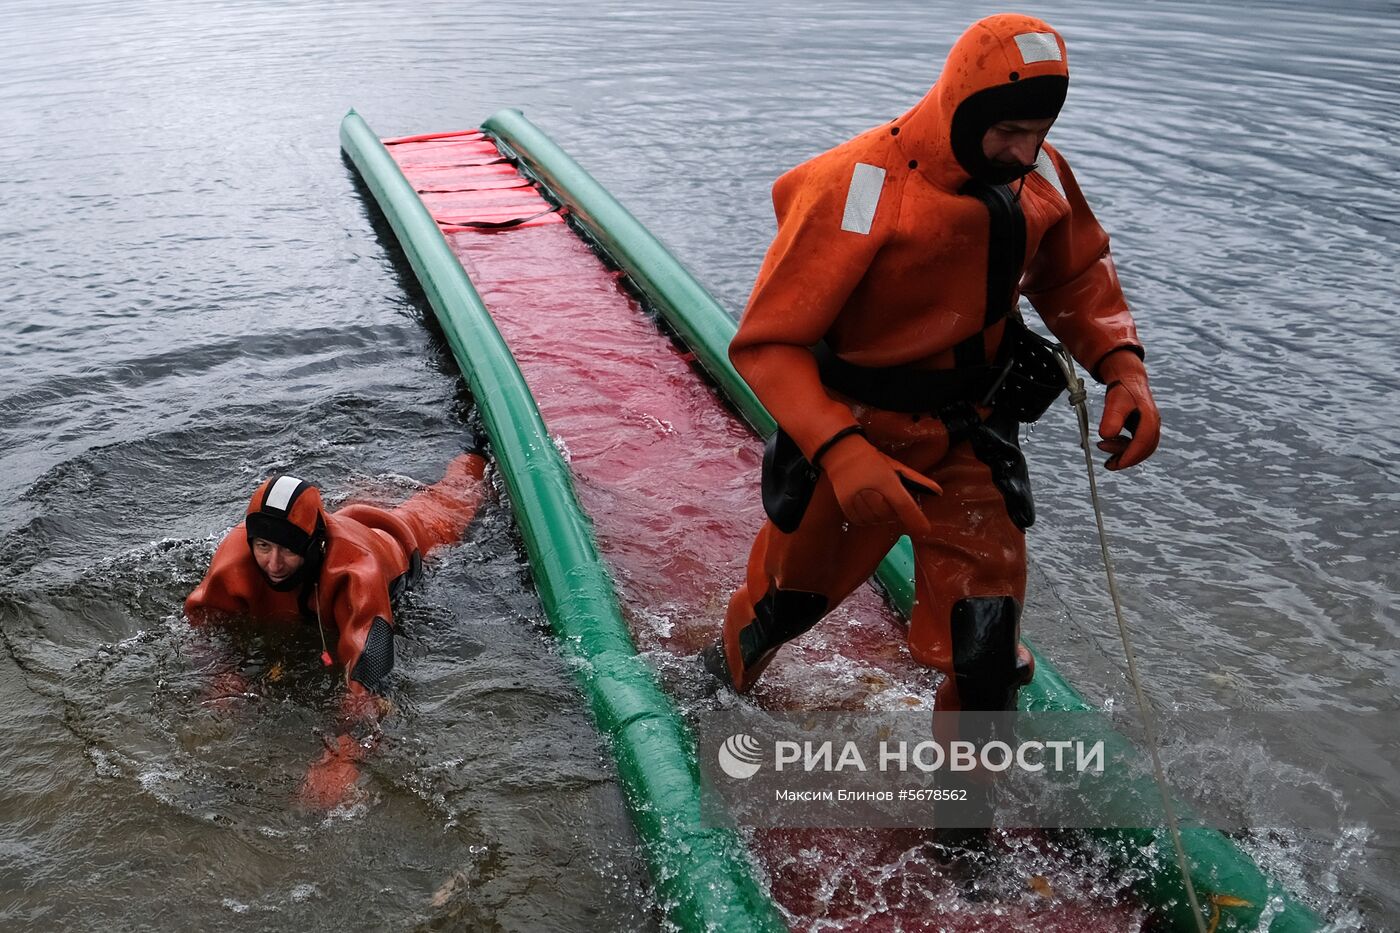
812;340;1005;413
953;181;1026;367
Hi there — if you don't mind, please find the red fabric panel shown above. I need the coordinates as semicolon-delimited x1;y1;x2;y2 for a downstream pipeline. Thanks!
391;145;504;170
401;162;522;191
421;189;549;214
382;129;484;145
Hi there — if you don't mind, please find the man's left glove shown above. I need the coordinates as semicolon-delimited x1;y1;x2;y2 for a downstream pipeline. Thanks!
1096;349;1160;471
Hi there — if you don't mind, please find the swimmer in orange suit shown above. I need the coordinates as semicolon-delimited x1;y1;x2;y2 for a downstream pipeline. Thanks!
704;14;1161;826
186;452;487;806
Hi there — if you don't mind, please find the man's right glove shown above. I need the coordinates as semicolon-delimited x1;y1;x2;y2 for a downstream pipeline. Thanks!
1096;349;1161;471
818;432;940;537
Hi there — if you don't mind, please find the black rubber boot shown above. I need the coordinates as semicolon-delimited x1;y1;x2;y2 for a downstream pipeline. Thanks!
926;826;1008;902
705;587;829;694
699;639;734;691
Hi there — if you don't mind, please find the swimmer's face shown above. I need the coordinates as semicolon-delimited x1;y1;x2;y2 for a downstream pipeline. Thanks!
981;117;1055;173
251;538;305;584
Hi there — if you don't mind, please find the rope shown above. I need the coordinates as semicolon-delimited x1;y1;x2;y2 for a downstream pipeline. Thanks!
313;583;332;668
1052;346;1208;933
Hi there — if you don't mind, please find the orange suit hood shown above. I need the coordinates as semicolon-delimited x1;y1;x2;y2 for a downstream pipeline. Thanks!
896;13;1069;190
727;13;1139;464
244;475;327;590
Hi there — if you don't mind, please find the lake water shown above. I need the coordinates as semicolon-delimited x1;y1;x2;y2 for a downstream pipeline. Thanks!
2;0;1395;928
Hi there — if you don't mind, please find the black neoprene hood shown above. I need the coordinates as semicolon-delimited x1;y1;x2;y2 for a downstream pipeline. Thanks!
246;510;313;555
950;74;1069;185
244;476;327;592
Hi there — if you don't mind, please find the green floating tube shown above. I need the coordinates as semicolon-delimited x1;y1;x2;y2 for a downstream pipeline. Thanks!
340;109;787;933
480;107;1324;933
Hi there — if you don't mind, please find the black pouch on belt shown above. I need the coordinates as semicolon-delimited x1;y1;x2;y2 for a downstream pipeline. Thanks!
940;401;1037;531
761;425;868;533
762;428;819;534
996;316;1068;424
970;414;1036;529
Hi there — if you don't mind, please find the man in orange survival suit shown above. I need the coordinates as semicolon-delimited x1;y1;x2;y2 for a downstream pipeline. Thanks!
704;14;1160;757
186;452;487;807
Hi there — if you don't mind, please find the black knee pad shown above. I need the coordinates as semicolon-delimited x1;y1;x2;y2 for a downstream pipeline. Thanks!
950;596;1022;711
738;588;829;671
350;616;395;691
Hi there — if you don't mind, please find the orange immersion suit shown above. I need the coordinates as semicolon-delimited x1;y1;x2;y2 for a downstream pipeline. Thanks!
712;14;1155;714
185;453;487;698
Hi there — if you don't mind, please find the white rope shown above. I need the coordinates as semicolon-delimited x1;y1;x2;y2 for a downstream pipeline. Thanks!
1053;346;1208;933
313;582;332;668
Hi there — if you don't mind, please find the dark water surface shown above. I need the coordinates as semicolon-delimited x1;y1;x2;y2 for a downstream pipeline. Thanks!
2;0;1395;929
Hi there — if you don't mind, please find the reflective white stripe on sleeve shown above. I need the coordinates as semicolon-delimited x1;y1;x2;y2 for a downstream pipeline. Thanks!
266;476;304;512
1014;32;1062;64
1033;149;1066;199
840;163;886;235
